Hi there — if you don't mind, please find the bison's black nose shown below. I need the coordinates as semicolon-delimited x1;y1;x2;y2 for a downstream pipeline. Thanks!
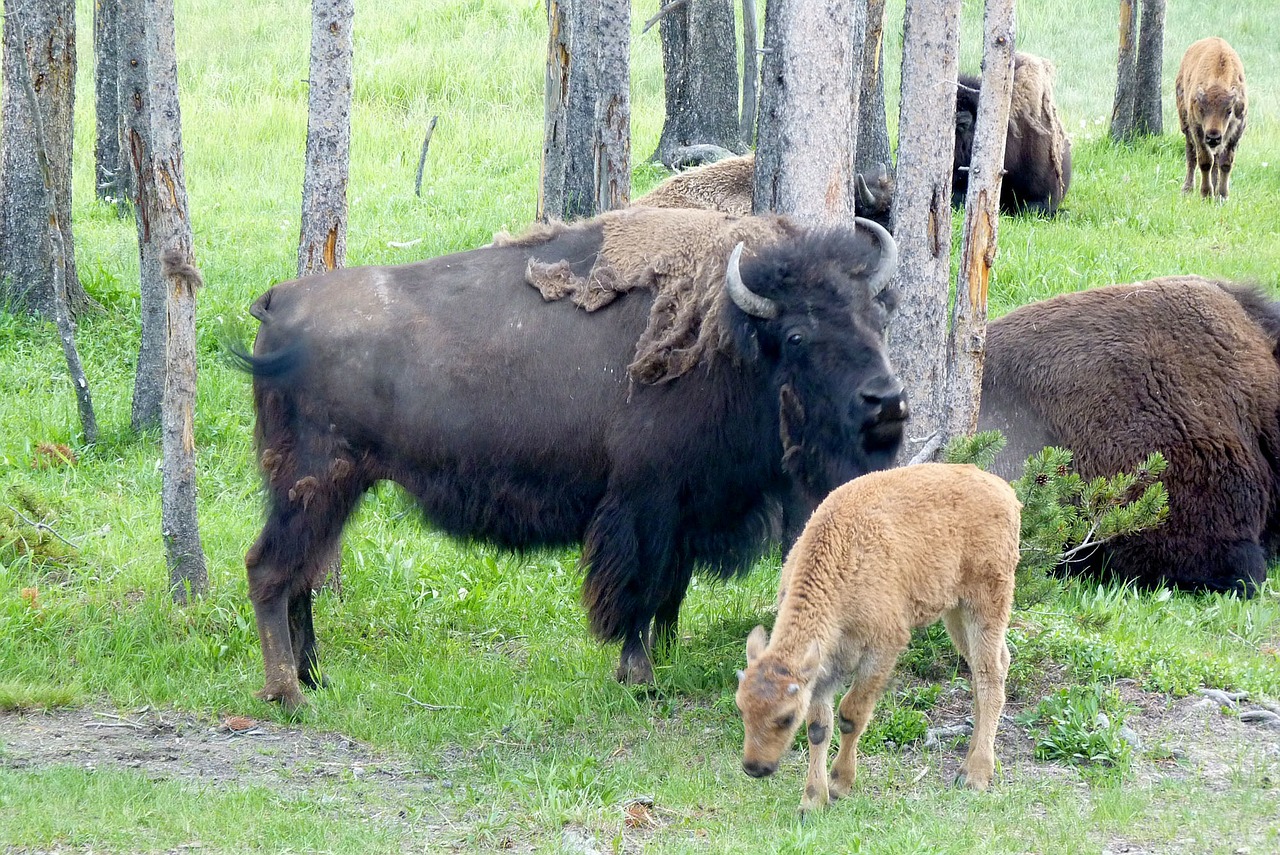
860;377;909;422
1205;130;1223;147
743;759;777;778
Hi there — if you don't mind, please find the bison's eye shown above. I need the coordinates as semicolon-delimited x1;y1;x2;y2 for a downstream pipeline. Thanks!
775;713;796;730
786;332;805;346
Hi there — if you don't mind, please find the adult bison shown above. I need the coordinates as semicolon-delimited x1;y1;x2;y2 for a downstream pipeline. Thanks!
953;52;1072;216
238;207;907;707
979;276;1280;595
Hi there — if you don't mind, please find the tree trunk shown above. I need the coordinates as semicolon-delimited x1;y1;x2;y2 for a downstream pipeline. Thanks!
855;0;891;175
593;0;631;211
297;0;352;277
1132;0;1164;136
651;0;742;166
1109;0;1137;140
943;0;1016;450
887;0;961;462
7;5;97;444
539;0;598;221
93;0;128;211
122;0;164;431
739;0;758;145
0;0;86;318
753;0;865;222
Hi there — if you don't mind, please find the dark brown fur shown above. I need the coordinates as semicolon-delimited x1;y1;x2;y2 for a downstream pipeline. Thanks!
979;276;1280;595
1175;37;1247;200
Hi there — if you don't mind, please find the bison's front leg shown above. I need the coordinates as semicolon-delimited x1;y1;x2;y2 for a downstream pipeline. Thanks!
800;696;835;814
1181;134;1197;193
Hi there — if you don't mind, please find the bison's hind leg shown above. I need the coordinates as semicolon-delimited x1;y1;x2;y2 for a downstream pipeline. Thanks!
246;456;371;709
1181;539;1267;597
950;604;1010;791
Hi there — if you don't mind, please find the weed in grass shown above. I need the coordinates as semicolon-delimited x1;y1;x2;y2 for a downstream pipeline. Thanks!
1022;683;1136;775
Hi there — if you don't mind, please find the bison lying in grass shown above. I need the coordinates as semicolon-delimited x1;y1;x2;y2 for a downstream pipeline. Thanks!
736;464;1020;813
979;276;1280;595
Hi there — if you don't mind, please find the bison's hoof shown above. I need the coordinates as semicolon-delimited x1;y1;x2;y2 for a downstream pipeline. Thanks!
828;772;853;800
299;670;330;690
615;656;655;686
954;768;991;791
255;683;307;711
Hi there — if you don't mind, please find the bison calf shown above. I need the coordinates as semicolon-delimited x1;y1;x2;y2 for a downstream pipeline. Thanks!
735;463;1019;813
1176;37;1247;200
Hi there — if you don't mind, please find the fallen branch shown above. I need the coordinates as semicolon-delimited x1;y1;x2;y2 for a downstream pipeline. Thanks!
414;116;438;197
395;691;462;711
640;0;689;35
4;503;81;549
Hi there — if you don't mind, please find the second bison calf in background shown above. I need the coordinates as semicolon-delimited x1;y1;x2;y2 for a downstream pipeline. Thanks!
1176;36;1247;200
736;463;1020;814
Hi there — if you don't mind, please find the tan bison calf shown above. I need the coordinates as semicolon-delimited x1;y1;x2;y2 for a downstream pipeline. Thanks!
735;463;1020;813
1176;37;1247;200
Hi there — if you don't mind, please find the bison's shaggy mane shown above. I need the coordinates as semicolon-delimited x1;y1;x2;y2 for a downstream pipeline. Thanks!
503;208;805;385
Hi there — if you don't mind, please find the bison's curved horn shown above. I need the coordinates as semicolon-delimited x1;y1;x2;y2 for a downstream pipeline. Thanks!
854;217;899;292
725;242;779;319
856;174;877;208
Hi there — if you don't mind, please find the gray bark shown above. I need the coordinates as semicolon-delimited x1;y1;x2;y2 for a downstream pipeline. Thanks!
855;0;891;175
651;0;742;165
740;0;758;144
943;0;1016;450
93;0;128;210
8;4;97;444
887;0;961;462
0;0;86;318
539;0;598;221
593;0;631;211
1132;0;1164;136
1109;0;1137;140
297;0;352;277
753;0;866;222
122;0;164;431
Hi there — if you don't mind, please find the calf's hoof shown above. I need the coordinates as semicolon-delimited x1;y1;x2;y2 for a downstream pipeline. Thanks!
799;783;829;814
255;681;307;712
954;768;992;791
828;769;854;800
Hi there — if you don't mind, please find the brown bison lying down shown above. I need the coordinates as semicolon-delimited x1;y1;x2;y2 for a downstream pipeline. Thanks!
979;276;1280;595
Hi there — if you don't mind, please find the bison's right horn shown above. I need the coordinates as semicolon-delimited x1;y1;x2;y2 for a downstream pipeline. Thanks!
854;217;899;292
856;174;877;208
725;242;780;319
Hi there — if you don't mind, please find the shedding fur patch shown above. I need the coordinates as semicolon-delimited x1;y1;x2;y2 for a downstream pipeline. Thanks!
513;207;799;385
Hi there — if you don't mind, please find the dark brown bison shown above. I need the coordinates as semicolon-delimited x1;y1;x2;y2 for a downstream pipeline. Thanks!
237;206;907;707
978;276;1280;595
631;153;896;228
953;52;1072;216
1176;37;1247;200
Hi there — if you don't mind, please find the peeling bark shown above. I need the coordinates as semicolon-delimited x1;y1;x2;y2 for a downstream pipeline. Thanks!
593;0;631;211
539;0;598;221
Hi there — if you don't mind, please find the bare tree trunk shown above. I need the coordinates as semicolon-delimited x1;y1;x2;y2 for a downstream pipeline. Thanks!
0;0;87;318
1109;0;1137;140
297;0;352;277
93;0;128;211
540;0;599;221
943;0;1016;449
7;5;97;444
593;0;631;211
124;0;206;597
753;0;866;222
739;0;758;145
888;0;961;462
651;0;741;165
122;0;164;431
1132;0;1164;136
855;0;891;175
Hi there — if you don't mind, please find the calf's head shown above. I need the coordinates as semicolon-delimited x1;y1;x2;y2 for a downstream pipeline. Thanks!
725;217;908;503
1194;85;1245;152
736;625;822;778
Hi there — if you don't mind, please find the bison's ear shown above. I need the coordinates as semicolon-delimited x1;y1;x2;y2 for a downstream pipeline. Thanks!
797;640;822;681
746;625;769;663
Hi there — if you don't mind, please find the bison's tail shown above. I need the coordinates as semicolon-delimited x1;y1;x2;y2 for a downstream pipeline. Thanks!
223;337;306;381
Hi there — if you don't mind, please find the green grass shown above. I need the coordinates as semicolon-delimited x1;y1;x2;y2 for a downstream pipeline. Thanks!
2;0;1280;851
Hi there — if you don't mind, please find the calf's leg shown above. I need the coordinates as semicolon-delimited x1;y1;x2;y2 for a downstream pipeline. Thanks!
956;610;1010;790
828;650;896;800
1182;133;1197;193
801;693;836;814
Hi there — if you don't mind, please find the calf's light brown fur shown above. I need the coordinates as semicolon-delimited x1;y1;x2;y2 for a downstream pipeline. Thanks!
1175;37;1247;200
735;463;1020;813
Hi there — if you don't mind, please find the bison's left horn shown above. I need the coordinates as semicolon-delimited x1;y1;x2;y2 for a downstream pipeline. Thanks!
725;242;779;319
854;217;899;293
856;174;877;208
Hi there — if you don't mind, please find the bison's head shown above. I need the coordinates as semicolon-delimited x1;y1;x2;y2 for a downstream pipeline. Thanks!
725;218;907;505
736;625;820;778
1194;85;1246;152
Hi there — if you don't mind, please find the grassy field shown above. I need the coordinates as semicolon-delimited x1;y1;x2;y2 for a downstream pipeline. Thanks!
2;0;1279;852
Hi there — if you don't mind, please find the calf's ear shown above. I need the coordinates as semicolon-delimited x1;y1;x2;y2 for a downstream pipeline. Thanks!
746;625;769;664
